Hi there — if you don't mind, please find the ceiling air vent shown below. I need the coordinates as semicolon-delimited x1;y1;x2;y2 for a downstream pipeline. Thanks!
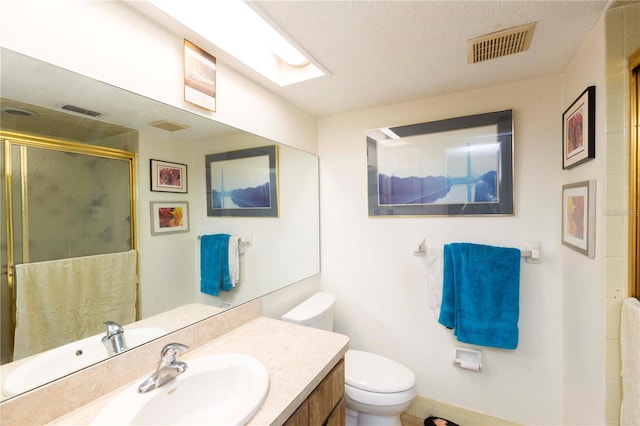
61;104;102;117
468;22;536;64
148;119;190;132
1;107;37;117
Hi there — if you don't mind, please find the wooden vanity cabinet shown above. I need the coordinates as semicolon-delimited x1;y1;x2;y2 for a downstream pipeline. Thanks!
285;359;345;426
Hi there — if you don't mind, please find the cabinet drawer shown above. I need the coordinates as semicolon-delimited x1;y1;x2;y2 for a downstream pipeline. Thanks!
308;360;345;426
283;400;309;426
325;397;345;426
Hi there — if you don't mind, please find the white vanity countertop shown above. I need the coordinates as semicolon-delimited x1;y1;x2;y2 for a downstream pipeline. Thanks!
49;316;350;425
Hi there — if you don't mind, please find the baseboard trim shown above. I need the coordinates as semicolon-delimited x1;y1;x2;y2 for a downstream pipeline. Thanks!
405;396;521;425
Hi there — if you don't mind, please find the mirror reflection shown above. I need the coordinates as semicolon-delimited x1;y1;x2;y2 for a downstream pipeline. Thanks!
0;48;320;400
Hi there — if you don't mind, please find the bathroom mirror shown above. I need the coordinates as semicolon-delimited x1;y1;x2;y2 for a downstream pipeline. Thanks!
0;48;320;400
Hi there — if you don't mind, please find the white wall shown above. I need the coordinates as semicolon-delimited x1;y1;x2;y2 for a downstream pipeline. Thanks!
137;129;198;317
319;75;565;424
561;15;607;425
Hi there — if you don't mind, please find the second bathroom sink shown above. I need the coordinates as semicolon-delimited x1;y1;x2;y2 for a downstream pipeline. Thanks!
2;327;166;397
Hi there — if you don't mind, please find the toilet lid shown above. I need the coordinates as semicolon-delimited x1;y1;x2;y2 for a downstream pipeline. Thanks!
345;350;415;393
280;292;335;326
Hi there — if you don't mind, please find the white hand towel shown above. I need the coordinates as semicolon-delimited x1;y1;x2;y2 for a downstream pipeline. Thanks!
621;297;640;425
426;246;444;320
228;236;240;287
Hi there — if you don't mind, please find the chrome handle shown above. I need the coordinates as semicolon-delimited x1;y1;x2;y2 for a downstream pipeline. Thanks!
160;343;189;365
103;321;124;338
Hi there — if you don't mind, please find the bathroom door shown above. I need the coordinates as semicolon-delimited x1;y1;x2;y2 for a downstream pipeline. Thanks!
1;133;136;363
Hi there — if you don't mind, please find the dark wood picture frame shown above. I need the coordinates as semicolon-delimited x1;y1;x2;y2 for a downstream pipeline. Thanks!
562;86;595;169
367;109;514;216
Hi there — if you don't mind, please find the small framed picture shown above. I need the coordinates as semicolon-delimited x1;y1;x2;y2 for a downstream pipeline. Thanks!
184;39;216;112
562;180;595;258
150;201;190;235
562;86;595;169
150;159;188;193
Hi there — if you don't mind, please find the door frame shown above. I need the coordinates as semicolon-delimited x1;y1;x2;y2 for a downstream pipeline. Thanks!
629;48;640;298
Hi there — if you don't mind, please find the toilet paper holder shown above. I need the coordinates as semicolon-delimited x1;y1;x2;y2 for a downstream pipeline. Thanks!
453;347;482;372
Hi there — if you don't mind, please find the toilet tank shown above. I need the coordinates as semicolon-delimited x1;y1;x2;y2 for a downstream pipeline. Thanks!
280;292;335;331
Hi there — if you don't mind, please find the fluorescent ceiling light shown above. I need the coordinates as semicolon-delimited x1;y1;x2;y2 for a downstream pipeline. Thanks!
146;0;326;86
379;128;400;140
367;128;407;146
447;143;500;156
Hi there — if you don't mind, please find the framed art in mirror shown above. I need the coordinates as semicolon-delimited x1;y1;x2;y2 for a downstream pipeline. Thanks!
562;86;595;169
562;180;596;258
150;201;190;235
150;159;188;193
205;145;279;217
366;109;514;216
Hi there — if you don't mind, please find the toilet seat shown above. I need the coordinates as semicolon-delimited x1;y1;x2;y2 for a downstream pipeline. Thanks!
345;350;416;393
345;383;417;406
281;293;417;425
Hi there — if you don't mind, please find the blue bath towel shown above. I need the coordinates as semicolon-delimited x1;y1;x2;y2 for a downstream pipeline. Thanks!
200;234;233;296
438;243;521;350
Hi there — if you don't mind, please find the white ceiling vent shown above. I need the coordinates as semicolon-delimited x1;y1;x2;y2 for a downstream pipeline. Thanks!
468;22;536;64
61;104;102;117
148;119;190;132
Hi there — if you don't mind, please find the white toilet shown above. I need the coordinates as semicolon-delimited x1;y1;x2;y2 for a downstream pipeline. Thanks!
281;292;417;426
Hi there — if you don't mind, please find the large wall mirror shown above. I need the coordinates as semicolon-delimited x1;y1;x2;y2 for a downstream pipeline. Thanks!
0;48;320;401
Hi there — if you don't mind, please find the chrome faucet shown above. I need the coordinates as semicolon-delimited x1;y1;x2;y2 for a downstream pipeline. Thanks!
137;343;189;393
101;321;127;356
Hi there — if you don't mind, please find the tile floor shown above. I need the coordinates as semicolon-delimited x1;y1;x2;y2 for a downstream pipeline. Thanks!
401;413;424;426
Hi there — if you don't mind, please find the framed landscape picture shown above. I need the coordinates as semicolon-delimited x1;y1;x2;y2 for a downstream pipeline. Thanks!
184;39;216;112
205;145;278;217
367;109;514;216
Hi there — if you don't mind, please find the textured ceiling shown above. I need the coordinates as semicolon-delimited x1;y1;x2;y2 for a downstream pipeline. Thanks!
1;1;614;130
247;0;610;116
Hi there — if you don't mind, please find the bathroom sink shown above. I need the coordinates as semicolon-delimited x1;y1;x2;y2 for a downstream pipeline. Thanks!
91;353;269;426
2;327;166;397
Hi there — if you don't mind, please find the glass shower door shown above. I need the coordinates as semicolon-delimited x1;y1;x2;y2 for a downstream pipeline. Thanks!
1;135;136;363
13;145;133;263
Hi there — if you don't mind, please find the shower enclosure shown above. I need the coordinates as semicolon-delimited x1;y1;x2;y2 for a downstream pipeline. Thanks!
1;131;137;363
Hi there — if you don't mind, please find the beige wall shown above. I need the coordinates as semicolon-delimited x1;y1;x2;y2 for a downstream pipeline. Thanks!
561;13;607;425
319;75;565;424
